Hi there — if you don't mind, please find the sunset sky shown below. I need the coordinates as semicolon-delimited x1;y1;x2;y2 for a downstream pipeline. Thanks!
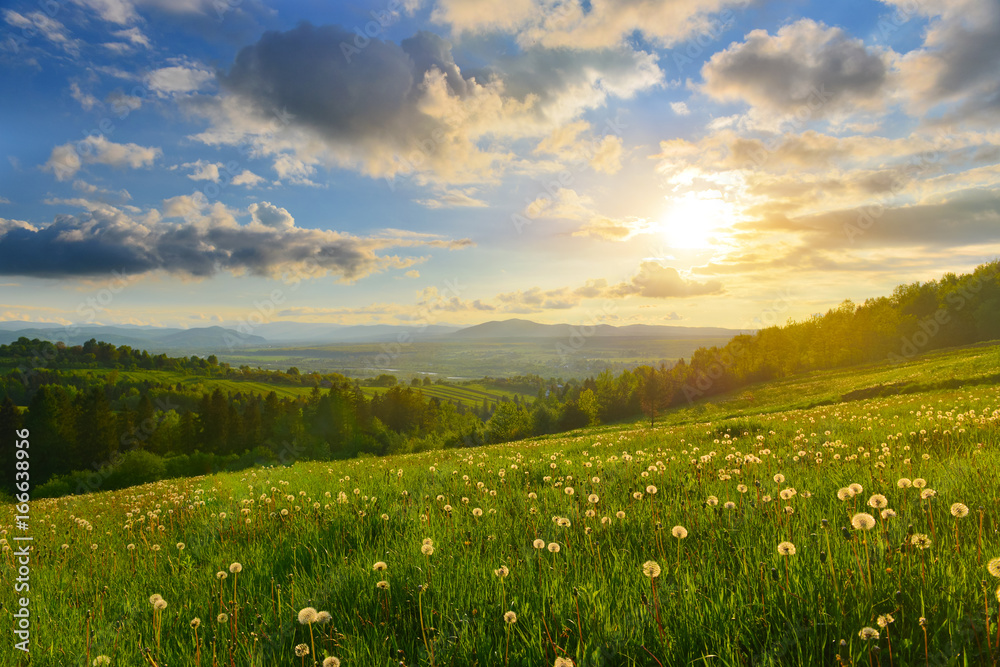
1;0;999;331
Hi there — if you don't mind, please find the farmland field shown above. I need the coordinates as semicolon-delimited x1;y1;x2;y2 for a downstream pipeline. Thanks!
3;345;1000;666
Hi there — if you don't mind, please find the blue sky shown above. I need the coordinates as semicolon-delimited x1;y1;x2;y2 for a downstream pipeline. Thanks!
2;0;999;331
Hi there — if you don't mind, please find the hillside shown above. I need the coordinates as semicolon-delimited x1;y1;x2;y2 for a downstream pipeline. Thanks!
4;340;999;666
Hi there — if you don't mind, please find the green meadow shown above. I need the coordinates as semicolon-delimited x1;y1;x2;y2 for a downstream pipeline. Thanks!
3;343;1000;666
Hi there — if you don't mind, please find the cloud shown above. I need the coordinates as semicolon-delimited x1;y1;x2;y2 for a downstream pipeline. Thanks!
432;0;749;50
525;187;653;241
610;262;725;298
0;198;474;280
189;23;659;185
671;101;691;116
147;63;214;96
883;0;1000;124
3;9;79;55
70;82;100;110
44;136;161;181
700;19;891;122
533;121;625;174
247;201;293;229
184;160;221;182
231;170;264;187
416;188;488;208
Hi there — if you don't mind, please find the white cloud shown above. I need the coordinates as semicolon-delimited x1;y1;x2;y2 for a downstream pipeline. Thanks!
671;101;691;116
148;63;214;96
231;170;264;187
44;136;161;181
432;0;748;50
3;9;79;54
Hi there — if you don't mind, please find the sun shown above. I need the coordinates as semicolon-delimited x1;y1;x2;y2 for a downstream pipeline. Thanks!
660;193;737;249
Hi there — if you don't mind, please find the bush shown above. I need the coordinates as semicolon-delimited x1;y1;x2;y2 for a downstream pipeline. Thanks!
104;450;167;490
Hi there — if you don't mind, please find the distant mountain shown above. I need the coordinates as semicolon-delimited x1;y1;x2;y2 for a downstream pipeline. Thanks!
450;318;746;339
0;325;265;351
253;322;460;343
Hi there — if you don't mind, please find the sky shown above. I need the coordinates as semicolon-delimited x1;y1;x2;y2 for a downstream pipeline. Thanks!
1;0;999;333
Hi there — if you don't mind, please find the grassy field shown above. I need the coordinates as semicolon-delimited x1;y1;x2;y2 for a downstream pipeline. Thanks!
358;382;532;409
3;345;1000;666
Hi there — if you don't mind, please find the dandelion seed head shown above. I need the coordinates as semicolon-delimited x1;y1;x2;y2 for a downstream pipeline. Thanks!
547;542;561;553
777;541;796;556
851;513;876;530
533;539;546;549
229;562;242;574
867;495;888;509
950;503;969;518
295;644;310;657
376;580;390;590
642;560;661;578
298;607;318;624
217;613;228;623
504;611;517;624
986;557;1000;577
858;627;880;641
323;658;341;667
671;525;688;539
911;533;932;549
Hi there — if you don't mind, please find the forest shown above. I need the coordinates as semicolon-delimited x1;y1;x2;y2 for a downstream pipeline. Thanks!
1;260;997;498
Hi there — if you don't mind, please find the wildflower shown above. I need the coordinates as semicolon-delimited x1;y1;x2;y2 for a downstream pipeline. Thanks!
881;509;897;519
421;544;434;556
724;501;736;510
986;557;1000;577
950;503;969;518
176;542;185;550
588;494;599;504
554;658;575;667
472;508;484;517
848;483;863;495
616;511;626;519
877;614;894;628
154;599;167;610
897;478;912;488
920;488;937;500
533;539;545;549
323;658;342;667
642;560;661;578
858;627;880;641
851;513;876;530
779;489;795;501
737;484;748;493
422;537;434;547
867;495;888;509
671;526;688;539
295;644;310;657
646;485;657;495
912;478;927;489
92;657;111;666
564;487;574;496
911;533;932;550
373;561;387;572
706;495;719;506
298;607;318;624
837;487;854;501
495;565;509;578
376;580;390;590
632;492;643;500
547;542;561;553
504;611;517;624
217;613;228;623
316;611;332;624
229;562;242;574
190;618;201;629
777;542;796;556
216;571;228;580
149;594;163;605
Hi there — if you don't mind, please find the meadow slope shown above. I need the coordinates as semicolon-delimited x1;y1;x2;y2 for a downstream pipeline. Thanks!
3;346;1000;666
